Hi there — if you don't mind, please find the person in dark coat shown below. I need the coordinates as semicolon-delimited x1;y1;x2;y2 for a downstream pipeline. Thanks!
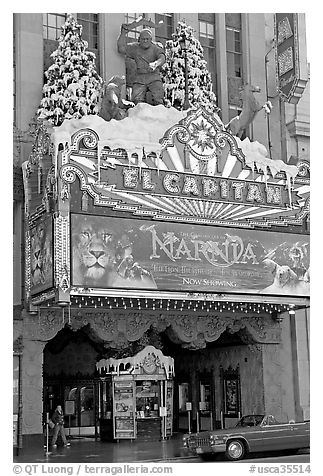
51;405;70;448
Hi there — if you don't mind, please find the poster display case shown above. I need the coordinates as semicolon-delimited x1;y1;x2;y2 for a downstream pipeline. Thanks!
96;346;174;441
113;379;136;439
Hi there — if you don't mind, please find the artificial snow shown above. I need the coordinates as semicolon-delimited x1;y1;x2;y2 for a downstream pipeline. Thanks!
236;137;299;201
51;103;187;166
51;103;299;197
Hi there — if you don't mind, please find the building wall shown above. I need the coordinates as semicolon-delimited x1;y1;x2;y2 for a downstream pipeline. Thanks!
13;13;310;443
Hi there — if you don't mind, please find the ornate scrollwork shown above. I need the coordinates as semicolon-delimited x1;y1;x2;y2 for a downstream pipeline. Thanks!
70;129;99;153
126;312;154;341
91;312;119;341
28;121;51;167
60;164;80;184
160;124;190;149
198;314;228;341
170;314;199;342
21;305;282;349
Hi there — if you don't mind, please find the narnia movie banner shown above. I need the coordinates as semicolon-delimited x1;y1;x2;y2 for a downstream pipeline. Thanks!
71;214;310;297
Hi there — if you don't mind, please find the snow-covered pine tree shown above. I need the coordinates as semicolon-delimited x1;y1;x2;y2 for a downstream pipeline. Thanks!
161;21;219;114
37;14;103;126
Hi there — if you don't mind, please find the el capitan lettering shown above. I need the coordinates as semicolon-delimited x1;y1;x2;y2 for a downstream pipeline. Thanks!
101;165;294;208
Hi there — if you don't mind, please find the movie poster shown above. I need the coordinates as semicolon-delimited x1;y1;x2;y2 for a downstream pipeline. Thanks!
30;217;53;295
71;214;310;296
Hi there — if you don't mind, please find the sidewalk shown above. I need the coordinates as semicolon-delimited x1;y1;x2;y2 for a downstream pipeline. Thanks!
14;433;196;464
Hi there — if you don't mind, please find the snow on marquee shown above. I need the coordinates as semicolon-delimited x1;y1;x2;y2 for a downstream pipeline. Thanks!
51;103;299;193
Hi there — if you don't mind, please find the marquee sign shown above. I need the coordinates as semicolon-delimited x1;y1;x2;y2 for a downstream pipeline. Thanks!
60;109;309;230
23;105;310;307
71;214;310;297
274;13;308;103
100;164;298;209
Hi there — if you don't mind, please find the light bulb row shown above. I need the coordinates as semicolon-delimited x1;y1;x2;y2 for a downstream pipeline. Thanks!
64;296;291;315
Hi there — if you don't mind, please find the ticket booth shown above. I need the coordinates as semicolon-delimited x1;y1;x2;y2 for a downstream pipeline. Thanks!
96;346;174;441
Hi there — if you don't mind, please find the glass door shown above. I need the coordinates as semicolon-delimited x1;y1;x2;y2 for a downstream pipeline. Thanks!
63;383;96;436
177;382;191;431
199;378;212;430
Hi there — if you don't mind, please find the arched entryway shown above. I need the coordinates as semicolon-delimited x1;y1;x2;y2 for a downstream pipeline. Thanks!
42;317;266;437
43;325;106;437
18;306;283;446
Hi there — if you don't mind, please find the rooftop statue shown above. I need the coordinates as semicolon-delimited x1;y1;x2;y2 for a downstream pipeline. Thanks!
226;84;272;138
117;16;166;106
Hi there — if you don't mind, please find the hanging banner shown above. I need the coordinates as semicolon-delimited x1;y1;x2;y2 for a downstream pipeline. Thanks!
71;214;310;296
274;13;308;103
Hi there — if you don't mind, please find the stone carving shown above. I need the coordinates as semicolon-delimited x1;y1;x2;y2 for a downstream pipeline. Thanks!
19;307;280;349
126;312;154;341
171;314;199;343
91;312;119;342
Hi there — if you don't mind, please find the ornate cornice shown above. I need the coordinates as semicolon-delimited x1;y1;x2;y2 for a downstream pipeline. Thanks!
21;307;281;348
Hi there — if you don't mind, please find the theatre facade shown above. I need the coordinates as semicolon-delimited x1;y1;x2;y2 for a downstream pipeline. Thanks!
16;103;310;446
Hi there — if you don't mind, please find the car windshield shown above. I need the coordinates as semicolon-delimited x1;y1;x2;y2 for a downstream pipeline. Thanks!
236;415;265;427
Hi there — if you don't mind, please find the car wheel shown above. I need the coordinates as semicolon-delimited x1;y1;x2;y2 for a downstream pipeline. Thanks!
226;440;246;461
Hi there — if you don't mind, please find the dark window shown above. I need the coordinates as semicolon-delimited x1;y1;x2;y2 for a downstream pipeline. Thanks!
77;13;99;49
43;13;100;75
155;13;173;45
77;13;99;71
124;13;145;41
43;13;66;40
225;13;243;109
198;14;217;95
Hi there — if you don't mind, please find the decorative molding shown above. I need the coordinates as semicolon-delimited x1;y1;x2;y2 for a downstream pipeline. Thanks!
54;214;70;292
28;121;52;167
25;229;31;300
30;289;56;306
22;307;281;348
22;309;64;342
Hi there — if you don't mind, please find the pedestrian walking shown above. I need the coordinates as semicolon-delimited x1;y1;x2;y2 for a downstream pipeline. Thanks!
51;405;70;448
